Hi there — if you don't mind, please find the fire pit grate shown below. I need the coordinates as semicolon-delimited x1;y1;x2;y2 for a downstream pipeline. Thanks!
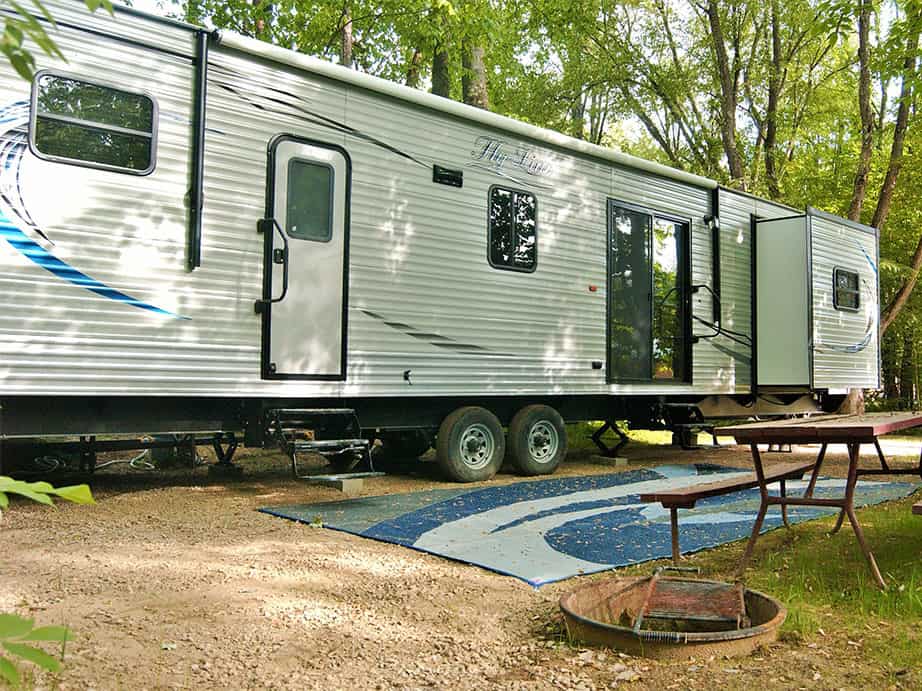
560;567;786;659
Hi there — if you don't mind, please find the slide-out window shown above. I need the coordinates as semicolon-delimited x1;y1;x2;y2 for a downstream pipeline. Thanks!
488;186;537;272
30;72;157;175
834;268;860;311
286;159;334;242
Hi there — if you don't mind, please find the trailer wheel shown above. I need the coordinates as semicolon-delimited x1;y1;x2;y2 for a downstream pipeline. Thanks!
507;405;567;476
436;407;505;482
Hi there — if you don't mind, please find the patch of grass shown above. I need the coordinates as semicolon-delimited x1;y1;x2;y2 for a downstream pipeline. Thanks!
606;490;922;672
565;422;674;456
683;494;922;668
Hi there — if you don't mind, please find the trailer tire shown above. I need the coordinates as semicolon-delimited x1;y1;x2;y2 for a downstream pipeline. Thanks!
507;405;567;476
436;407;505;483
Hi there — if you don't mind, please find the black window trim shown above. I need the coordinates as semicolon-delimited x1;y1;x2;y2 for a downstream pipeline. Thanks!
832;266;861;312
487;183;538;273
28;69;159;177
606;198;693;385
284;156;335;243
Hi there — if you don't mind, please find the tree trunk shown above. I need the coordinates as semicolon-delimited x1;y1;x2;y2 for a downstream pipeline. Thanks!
882;331;898;399
406;48;422;88
251;0;271;38
840;0;876;415
340;3;353;69
431;42;451;98
846;0;874;222
705;0;746;188
870;9;920;230
764;0;782;199
461;44;489;109
569;96;586;140
882;237;922;334
901;329;916;405
837;388;866;414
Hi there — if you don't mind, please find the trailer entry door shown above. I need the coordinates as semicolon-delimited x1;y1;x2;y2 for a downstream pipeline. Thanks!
606;200;691;383
258;136;350;380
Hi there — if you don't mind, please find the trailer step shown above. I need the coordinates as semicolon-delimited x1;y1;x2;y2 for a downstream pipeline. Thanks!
292;439;368;451
265;407;375;479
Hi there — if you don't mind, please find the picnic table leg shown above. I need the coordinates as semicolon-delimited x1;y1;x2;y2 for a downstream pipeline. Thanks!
670;508;680;564
842;442;886;589
780;479;790;528
829;442;853;535
874;439;890;472
804;444;827;498
736;443;769;578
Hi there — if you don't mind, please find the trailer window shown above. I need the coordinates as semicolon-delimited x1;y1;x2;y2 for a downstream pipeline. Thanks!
285;159;334;242
30;72;157;175
834;268;860;311
489;186;537;272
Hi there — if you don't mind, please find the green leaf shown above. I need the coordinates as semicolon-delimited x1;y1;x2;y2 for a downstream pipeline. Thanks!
5;23;23;44
1;642;61;673
0;615;33;640
5;487;52;505
21;626;69;643
0;656;20;687
29;0;56;27
2;51;29;80
47;485;94;505
0;492;8;509
84;0;113;14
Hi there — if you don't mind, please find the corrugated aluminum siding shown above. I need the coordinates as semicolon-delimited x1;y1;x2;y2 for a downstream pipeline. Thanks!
0;13;197;395
0;4;769;398
810;212;880;389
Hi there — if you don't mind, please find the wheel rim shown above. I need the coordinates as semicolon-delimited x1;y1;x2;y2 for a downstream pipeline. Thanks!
527;421;559;464
458;423;495;470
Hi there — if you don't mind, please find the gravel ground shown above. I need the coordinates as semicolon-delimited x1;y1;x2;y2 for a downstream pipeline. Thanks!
0;442;907;689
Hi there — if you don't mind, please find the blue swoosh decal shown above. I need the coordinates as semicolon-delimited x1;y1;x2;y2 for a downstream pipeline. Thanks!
0;211;188;320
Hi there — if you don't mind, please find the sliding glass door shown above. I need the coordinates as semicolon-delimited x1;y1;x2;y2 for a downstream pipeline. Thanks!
607;200;690;383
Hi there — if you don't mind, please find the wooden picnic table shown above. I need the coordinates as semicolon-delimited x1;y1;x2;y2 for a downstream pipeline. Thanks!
722;411;922;589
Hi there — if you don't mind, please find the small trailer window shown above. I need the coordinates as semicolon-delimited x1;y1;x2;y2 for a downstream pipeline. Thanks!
834;268;860;311
488;186;537;272
285;159;334;242
30;72;157;175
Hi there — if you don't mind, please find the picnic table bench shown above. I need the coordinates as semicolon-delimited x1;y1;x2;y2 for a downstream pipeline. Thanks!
640;461;815;564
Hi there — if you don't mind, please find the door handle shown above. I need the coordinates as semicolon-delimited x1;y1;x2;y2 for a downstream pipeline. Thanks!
254;217;290;314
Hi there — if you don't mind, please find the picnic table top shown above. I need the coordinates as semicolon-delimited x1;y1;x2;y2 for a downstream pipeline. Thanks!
722;411;922;443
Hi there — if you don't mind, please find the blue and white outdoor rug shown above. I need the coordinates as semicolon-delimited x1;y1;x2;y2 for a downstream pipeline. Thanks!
260;464;918;587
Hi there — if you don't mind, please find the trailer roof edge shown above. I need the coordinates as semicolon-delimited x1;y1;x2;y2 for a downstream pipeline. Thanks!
214;30;718;191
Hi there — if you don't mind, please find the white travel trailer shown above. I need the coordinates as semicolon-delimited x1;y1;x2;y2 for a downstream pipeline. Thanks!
0;0;880;480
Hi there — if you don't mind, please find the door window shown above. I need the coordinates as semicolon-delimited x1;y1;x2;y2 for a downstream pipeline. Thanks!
285;159;334;242
609;206;652;380
652;218;686;380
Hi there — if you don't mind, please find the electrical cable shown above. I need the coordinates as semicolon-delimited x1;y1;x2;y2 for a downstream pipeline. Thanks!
692;315;752;348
